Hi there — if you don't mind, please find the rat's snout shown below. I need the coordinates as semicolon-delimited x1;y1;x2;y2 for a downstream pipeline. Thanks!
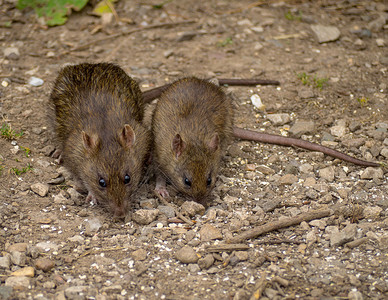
112;199;129;218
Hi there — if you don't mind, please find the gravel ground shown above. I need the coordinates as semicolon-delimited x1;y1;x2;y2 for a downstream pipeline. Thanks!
0;0;387;299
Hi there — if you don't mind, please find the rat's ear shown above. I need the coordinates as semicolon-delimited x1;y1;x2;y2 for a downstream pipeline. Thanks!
82;131;100;152
119;124;136;149
172;134;186;158
208;133;219;152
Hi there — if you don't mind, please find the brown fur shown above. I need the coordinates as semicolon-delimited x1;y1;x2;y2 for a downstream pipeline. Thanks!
151;77;234;204
50;63;150;217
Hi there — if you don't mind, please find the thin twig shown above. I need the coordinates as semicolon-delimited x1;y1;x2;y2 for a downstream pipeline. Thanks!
228;209;332;244
62;20;196;55
154;191;194;226
206;244;249;252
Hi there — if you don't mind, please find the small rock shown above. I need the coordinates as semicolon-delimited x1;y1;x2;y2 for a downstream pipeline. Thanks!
140;198;158;209
7;243;28;253
176;31;197;42
311;24;341;43
198;254;214;270
37;160;50;168
233;289;250;300
100;285;123;294
266;113;291;125
0;256;11;269
256;165;275;175
68;235;84;243
330;224;357;247
67;188;82;203
229;218;243;232
264;287;279;299
289;120;315;137
309;220;326;230
199;224;223;241
26;245;40;259
234;251;248;261
349;121;361;132
251;94;265;110
35;258;55;272
131;249;147;261
376;38;385;47
54;193;72;205
348;290;363;300
298;88;315;99
163;49;174;58
360;167;383;180
368;14;387;32
43;281;56;289
180;201;205;217
363;206;382;219
299;163;313;174
3;47;20;60
28;76;44;87
342;138;365;148
330;123;346;137
11;251;26;266
279;174;298;185
175;246;199;264
64;286;89;298
5;277;30;289
85;217;103;233
36;241;59;252
158;205;175;218
131;209;159;225
380;148;388;158
101;12;114;25
187;263;201;273
319;166;335;182
11;266;34;277
259;197;282;213
31;183;49;197
321;132;335;142
0;286;13;300
306;230;317;245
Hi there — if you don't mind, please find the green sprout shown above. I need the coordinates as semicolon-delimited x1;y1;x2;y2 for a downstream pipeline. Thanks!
285;10;302;21
1;123;24;140
20;146;31;157
11;163;33;176
152;0;173;9
217;37;233;47
356;97;369;107
296;72;328;90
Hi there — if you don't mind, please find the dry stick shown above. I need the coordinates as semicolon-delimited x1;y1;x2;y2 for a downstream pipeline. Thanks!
206;244;249;252
62;20;196;55
345;237;369;249
228;209;332;244
154;191;194;226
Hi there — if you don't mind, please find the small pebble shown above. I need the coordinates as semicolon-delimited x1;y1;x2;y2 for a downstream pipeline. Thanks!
10;267;34;277
131;249;147;261
35;258;55;272
85;217;103;234
198;254;214;270
131;209;159;225
30;183;49;197
175;246;199;264
28;77;44;87
360;167;383;180
279;174;298;185
5;277;30;289
199;224;223;242
180;201;205;217
0;256;11;269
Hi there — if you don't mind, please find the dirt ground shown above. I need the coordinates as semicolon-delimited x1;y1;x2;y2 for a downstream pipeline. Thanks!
0;0;387;299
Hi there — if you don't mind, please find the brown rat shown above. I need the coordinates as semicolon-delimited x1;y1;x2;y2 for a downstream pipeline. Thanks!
50;63;150;217
151;77;381;205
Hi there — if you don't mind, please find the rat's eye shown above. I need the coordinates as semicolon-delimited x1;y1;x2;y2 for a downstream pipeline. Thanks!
206;176;212;186
184;177;191;187
99;178;107;188
124;174;131;184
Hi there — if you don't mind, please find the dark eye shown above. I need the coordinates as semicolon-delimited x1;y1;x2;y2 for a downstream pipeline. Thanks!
99;178;107;188
184;177;191;187
124;174;130;184
207;177;212;186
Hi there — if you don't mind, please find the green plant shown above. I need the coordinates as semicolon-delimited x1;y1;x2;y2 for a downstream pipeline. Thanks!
152;0;173;9
17;0;88;26
296;72;328;90
217;37;233;47
1;123;24;140
356;97;369;107
20;146;31;157
11;163;33;176
285;10;302;21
